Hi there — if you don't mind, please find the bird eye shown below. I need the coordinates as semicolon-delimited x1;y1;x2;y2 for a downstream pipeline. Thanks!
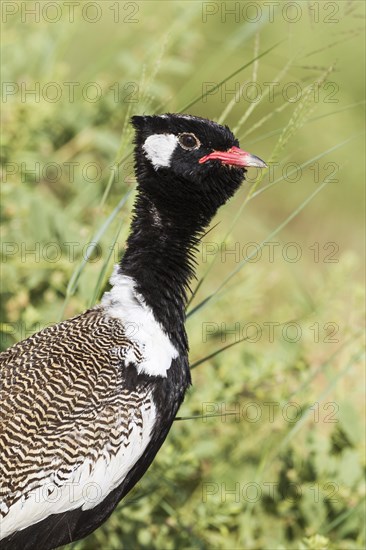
178;133;200;150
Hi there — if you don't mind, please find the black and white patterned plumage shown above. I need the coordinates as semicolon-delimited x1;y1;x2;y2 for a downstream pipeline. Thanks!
0;113;266;549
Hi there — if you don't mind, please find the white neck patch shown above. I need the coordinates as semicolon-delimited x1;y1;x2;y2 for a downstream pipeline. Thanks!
142;133;178;169
101;267;179;377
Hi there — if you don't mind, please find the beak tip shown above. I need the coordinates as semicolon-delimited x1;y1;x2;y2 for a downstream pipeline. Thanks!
246;155;267;169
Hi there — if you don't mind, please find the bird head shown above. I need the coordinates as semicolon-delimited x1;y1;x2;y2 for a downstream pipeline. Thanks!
131;113;266;226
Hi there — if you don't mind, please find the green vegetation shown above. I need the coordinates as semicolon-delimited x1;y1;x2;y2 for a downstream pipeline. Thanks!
1;1;364;549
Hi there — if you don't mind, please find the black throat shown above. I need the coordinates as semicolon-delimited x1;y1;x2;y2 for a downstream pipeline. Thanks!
118;181;208;354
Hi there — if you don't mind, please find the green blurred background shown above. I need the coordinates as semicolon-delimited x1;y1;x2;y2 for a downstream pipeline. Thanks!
1;1;365;549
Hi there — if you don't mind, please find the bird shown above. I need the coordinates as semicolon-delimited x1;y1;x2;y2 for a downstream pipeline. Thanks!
0;113;266;549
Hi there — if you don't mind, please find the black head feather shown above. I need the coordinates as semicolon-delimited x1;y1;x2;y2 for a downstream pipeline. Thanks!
131;113;246;226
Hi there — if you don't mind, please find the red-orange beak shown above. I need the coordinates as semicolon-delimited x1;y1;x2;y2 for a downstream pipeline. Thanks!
199;146;267;168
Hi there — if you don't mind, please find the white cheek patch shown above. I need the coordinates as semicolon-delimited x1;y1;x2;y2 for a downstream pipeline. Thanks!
142;133;178;169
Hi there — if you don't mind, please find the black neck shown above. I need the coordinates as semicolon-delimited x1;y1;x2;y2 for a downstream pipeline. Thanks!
119;188;206;353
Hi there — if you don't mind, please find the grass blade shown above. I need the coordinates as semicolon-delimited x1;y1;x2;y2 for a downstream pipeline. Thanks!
60;190;132;319
251;136;354;200
188;166;340;318
88;211;128;308
178;41;283;113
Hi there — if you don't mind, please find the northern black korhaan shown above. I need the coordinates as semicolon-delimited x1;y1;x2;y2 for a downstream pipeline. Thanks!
0;113;266;549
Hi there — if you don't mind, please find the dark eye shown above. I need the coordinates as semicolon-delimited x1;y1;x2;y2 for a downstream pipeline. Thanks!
178;133;200;150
